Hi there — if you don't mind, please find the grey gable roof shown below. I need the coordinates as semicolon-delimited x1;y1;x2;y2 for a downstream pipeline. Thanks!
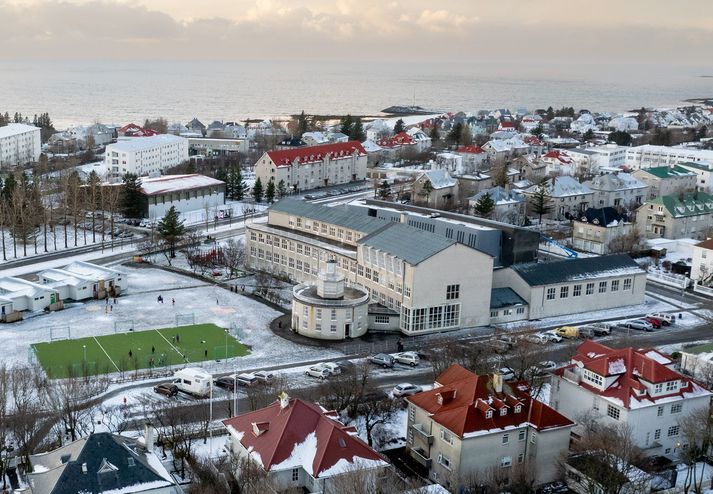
490;287;527;309
48;433;169;494
357;222;458;265
269;199;387;235
511;254;643;286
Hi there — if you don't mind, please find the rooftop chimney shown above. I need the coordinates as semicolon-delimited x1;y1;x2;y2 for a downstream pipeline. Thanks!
143;424;155;453
493;372;503;394
400;212;408;224
279;391;290;409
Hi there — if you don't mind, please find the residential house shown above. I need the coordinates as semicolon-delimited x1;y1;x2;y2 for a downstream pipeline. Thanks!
469;186;526;225
678;161;713;193
584;172;648;210
186;117;206;136
377;132;420;157
521;176;594;220
542;150;577;176
117;123;158;138
571;207;633;255
492;254;646;319
679;341;713;382
589;144;628;168
327;132;350;143
636;192;713;239
301;132;329;146
483;140;512;162
406;127;432;152
25;429;177;494
551;341;712;458
222;397;388;493
206;120;226;138
689;237;713;285
254;141;367;193
412;170;458;210
276;136;307;149
405;365;574;491
365;119;391;141
453;146;488;173
632;166;697;199
0;123;41;169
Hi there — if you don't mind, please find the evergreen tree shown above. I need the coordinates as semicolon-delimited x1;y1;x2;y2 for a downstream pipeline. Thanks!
252;177;264;203
546;106;555;121
378;181;392;199
265;178;276;203
491;164;509;187
120;173;144;218
226;167;247;200
608;131;632;146
419;180;434;202
216;168;228;189
340;115;354;137
531;125;544;137
2;174;17;202
429;125;440;145
473;192;495;218
696;125;708;141
157;206;185;259
460;124;473;146
393;119;405;134
446;122;463;147
297;110;309;137
583;129;594;141
351;118;365;141
530;182;552;225
277;179;287;199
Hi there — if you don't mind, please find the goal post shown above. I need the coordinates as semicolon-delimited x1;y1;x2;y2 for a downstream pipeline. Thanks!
49;325;71;341
175;312;195;326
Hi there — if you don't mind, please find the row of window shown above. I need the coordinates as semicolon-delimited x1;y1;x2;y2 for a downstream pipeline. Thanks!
546;278;632;301
287;215;361;244
401;304;460;332
491;307;526;318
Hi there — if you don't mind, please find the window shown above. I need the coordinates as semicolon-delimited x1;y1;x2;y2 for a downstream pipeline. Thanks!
623;278;632;290
607;404;620;420
500;456;512;468
586;282;595;295
491;310;498;317
518;453;525;464
666;381;678;392
546;287;556;300
530;432;537;444
671;403;683;414
409;405;415;421
516;307;525;314
560;286;569;298
573;284;582;297
315;323;321;332
485;410;493;419
668;425;680;437
303;307;308;317
374;314;390;324
440;429;454;445
404;286;412;298
330;324;337;332
438;454;452;470
502;433;509;444
599;281;607;293
292;468;299;482
372;271;379;283
611;280;620;292
518;430;526;441
446;284;460;300
583;370;604;386
657;406;664;417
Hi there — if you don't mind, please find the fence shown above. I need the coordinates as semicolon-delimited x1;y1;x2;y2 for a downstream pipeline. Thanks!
694;284;713;297
647;269;690;289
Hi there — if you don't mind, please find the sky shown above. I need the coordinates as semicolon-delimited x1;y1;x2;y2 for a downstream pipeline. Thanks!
0;0;712;65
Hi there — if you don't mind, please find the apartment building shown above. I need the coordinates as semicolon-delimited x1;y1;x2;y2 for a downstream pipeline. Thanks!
584;172;648;209
635;192;713;240
406;365;574;491
0;123;41;168
139;174;225;219
254;141;367;193
626;145;713;170
521;176;594;221
551;341;712;458
632;166;697;199
246;199;495;335
104;134;189;178
678;161;713;193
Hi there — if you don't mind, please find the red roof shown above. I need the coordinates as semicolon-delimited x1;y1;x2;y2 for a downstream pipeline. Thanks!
377;132;416;149
266;141;366;167
543;150;573;164
222;398;385;477
455;145;486;154
554;342;711;408
119;123;158;137
523;135;544;146
499;121;516;128
407;365;573;438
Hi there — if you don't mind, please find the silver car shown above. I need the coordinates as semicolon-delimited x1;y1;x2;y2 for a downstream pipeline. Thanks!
392;383;423;397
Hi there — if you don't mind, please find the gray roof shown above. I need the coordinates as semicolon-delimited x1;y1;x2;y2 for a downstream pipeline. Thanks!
585;172;647;192
358;222;457;265
490;287;527;309
511;254;643;286
270;199;387;235
421;169;457;189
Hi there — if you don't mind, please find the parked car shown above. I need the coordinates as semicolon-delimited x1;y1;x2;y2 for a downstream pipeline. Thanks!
321;362;342;375
644;317;663;329
395;351;420;367
554;326;579;339
523;333;548;344
153;383;178;397
540;330;563;343
529;361;557;376
647;313;674;325
626;319;654;331
369;353;395;368
236;373;259;387
172;368;212;398
253;370;275;383
214;376;238;391
581;323;612;336
392;383;423;397
305;365;331;380
578;327;595;339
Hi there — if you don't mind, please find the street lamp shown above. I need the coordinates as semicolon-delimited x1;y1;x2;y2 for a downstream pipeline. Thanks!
83;344;87;362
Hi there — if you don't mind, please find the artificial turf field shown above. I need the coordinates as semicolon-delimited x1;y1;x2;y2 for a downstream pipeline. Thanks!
31;323;250;378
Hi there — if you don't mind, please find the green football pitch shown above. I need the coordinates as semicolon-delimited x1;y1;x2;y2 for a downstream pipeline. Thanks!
31;323;250;379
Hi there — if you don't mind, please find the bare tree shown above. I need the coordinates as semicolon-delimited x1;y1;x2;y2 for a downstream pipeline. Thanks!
9;365;46;467
353;390;398;448
324;463;418;494
0;365;10;489
243;376;290;412
317;364;370;418
678;407;713;494
0;199;7;261
221;238;246;277
87;171;101;243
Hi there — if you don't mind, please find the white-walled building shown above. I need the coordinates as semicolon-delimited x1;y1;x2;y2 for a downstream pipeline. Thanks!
39;261;127;301
138;174;225;219
678;161;713;193
690;237;713;285
625;145;713;170
0;123;41;168
589;144;628;168
632;165;697;199
521;176;594;220
584;172;648;209
104;134;188;178
0;277;61;317
551;341;712;459
406;365;574;491
572;207;633;255
254;141;367;193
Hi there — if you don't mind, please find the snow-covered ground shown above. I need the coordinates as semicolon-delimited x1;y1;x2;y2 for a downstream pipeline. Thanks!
1;243;136;277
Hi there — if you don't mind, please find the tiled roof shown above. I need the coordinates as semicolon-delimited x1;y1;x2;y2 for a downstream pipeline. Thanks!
222;399;386;478
455;145;486;154
266;141;366;167
408;365;573;438
511;254;643;286
554;342;711;409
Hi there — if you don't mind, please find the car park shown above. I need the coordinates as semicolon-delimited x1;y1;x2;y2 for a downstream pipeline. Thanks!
305;365;331;380
524;333;548;344
581;323;612;336
577;327;595;339
395;351;420;366
369;353;395;368
626;319;654;331
153;383;178;397
253;370;275;383
392;383;423;397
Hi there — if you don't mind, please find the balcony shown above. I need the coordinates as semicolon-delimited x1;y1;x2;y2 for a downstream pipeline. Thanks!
409;447;432;468
411;423;434;445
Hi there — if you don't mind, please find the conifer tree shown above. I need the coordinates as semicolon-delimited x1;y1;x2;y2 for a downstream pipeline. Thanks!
252;177;264;203
157;206;185;259
265;178;276;203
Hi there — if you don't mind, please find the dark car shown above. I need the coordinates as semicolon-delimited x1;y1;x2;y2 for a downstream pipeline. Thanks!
214;376;237;391
153;383;178;397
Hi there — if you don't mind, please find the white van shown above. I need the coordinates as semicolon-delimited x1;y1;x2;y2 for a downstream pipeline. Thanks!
173;367;213;397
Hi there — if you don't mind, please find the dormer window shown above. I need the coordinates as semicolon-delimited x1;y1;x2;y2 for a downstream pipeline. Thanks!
500;408;507;416
665;380;679;392
514;405;522;413
485;410;493;419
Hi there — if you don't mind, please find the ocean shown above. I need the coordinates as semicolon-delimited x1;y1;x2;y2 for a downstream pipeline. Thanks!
0;59;711;128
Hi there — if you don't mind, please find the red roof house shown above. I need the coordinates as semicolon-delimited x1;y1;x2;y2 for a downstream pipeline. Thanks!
222;397;387;488
118;123;159;137
265;141;366;168
455;145;486;155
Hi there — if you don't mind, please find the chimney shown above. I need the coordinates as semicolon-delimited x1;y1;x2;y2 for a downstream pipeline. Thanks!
493;372;503;394
279;391;290;409
143;423;155;453
400;212;408;224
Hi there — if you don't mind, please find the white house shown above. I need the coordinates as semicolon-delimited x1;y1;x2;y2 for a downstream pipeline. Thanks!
104;134;189;178
0;123;41;169
453;145;488;173
626;145;713;170
678;161;713;193
584;172;648;209
469;186;526;225
551;341;712;459
521;176;594;221
39;261;127;301
589;144;628;169
690;237;713;285
139;174;225;219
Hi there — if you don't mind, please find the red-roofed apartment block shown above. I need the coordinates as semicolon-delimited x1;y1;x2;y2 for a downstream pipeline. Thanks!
222;397;388;492
406;365;574;491
551;341;712;459
254;141;367;193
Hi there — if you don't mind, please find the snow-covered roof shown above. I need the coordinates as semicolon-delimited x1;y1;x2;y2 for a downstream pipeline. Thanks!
107;134;186;152
139;174;225;196
0;123;40;139
361;139;382;153
523;176;592;198
0;277;55;299
420;169;456;189
585;172;647;192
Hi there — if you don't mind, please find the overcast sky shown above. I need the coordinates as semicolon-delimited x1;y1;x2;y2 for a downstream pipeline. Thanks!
1;0;712;64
